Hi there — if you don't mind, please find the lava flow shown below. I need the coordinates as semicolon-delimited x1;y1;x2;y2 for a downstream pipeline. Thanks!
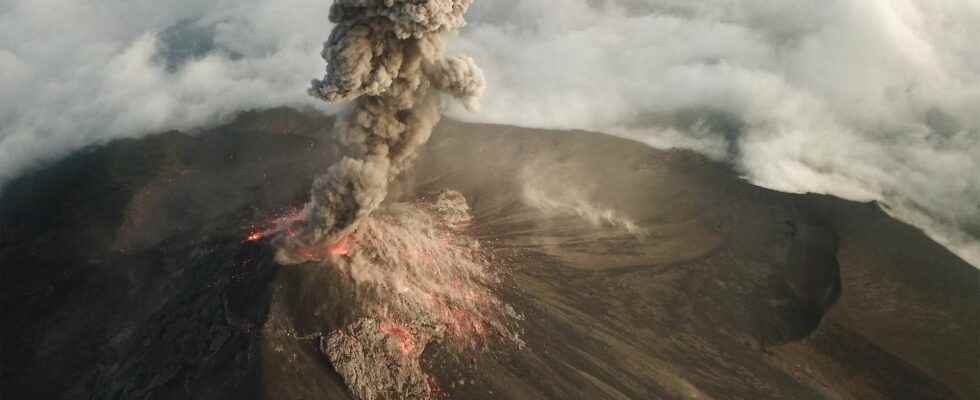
319;191;522;400
245;230;264;242
243;206;356;260
326;235;351;256
243;207;307;243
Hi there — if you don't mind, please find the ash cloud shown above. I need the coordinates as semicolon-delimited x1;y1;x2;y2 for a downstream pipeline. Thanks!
1;0;978;266
275;0;484;259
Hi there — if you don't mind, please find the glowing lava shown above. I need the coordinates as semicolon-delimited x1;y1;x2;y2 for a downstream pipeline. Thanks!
327;235;351;256
245;229;265;242
242;207;307;243
379;321;417;355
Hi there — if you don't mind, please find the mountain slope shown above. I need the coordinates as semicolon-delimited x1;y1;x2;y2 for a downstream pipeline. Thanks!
0;108;976;399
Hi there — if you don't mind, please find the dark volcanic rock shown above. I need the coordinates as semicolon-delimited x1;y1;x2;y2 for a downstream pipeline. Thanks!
783;221;842;338
0;108;976;399
0;109;336;399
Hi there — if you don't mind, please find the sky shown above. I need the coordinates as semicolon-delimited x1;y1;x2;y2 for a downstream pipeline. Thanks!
1;0;978;266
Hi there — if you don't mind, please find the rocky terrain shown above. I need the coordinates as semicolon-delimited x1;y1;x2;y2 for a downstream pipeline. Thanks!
1;108;976;399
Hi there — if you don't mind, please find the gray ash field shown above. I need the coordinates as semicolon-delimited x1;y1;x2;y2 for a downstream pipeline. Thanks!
1;108;977;399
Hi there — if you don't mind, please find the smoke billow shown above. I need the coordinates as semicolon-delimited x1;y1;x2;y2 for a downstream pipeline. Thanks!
276;0;485;262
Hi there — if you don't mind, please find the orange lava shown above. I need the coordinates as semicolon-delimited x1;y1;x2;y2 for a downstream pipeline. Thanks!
246;230;265;242
242;207;306;243
293;234;355;261
379;321;417;355
327;235;351;256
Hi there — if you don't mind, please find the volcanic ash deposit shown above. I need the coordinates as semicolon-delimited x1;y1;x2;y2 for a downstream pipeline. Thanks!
260;191;522;399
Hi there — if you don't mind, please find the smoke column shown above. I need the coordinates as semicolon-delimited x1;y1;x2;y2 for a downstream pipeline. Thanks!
277;0;484;262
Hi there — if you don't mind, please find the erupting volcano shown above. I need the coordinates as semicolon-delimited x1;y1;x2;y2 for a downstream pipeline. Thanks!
256;2;517;397
251;189;520;399
276;0;485;265
4;1;979;399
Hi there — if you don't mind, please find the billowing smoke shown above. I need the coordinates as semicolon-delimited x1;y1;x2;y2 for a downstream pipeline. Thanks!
275;0;484;262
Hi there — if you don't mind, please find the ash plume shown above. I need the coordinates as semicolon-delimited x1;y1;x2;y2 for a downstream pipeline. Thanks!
277;0;485;262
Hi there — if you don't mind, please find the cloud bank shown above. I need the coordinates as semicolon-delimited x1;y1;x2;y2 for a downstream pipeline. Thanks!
1;0;978;266
0;0;331;184
453;0;980;266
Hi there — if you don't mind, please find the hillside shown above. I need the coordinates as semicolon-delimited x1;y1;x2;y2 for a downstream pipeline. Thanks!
1;108;976;399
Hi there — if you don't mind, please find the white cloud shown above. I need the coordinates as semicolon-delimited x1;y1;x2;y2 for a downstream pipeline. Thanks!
453;0;980;266
0;0;331;183
0;0;977;266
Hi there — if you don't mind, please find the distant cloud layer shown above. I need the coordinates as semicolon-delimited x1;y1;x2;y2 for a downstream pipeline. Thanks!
0;0;331;184
1;0;978;266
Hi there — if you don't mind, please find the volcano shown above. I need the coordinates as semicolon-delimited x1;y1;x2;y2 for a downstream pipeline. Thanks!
0;108;977;399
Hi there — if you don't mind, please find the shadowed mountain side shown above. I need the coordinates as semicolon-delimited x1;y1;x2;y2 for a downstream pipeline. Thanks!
794;194;980;398
0;108;976;399
0;109;340;399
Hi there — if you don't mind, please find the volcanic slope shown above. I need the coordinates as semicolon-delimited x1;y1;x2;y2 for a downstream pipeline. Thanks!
0;108;976;399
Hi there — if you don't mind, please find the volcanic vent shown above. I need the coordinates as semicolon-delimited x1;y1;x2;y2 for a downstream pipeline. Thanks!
277;0;486;260
254;190;522;400
252;1;509;398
